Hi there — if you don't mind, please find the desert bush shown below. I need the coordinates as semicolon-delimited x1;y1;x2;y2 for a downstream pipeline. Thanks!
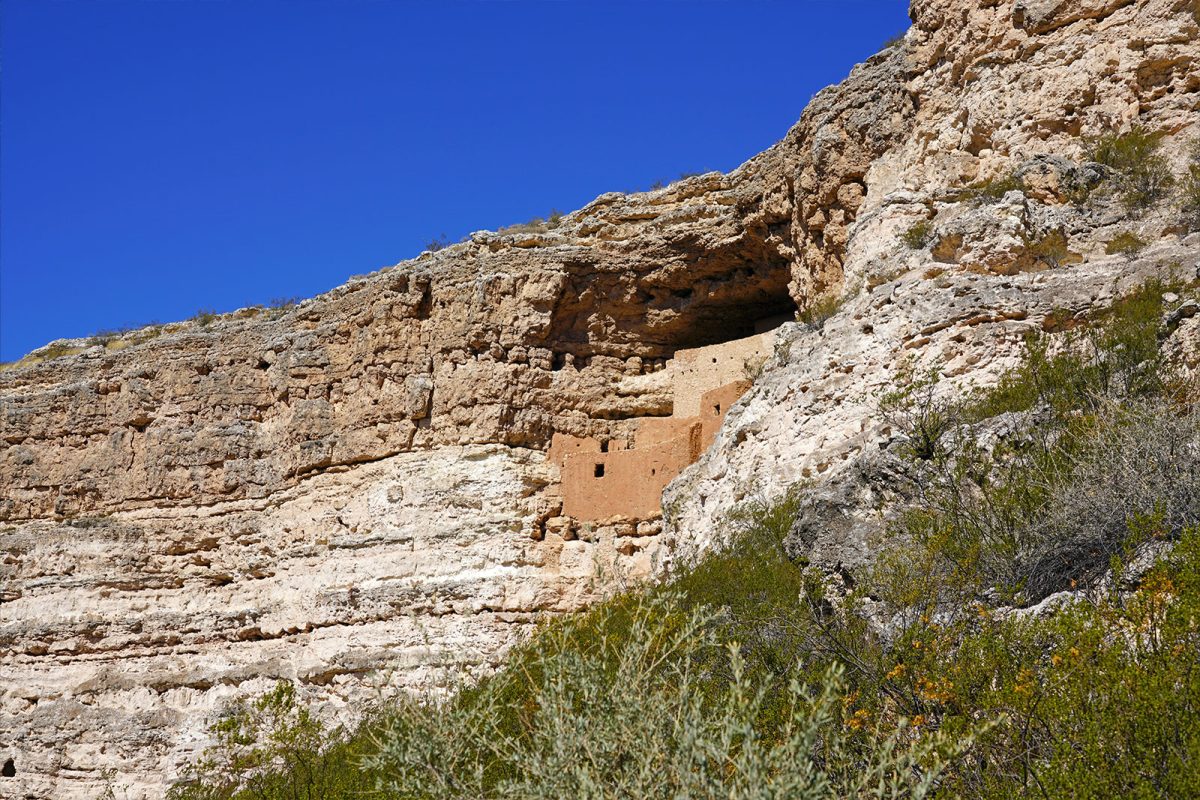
876;276;1195;602
1087;126;1175;209
424;235;451;252
499;209;567;235
1021;400;1200;597
959;173;1023;205
367;595;974;800
37;342;81;360
901;220;933;250
1105;231;1147;255
192;309;218;327
798;293;845;331
167;681;379;800
88;329;124;347
935;529;1200;798
1023;230;1072;268
1181;138;1200;231
880;365;958;461
268;297;301;310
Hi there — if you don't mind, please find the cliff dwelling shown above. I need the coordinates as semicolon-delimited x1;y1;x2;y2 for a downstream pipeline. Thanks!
550;323;781;521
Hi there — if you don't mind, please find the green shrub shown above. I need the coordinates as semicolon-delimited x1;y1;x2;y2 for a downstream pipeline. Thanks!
1024;230;1073;268
192;309;218;327
798;293;845;331
959;173;1023;204
879;364;957;461
901;220;933;250
1086;126;1175;209
932;528;1200;799
1105;231;1147;255
1181;139;1200;231
168;681;380;800
367;595;976;800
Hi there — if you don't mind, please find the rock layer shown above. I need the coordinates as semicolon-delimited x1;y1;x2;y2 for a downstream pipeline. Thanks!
2;0;1199;796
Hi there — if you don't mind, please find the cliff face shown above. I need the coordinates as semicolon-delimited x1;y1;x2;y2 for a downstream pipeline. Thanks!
2;0;1199;796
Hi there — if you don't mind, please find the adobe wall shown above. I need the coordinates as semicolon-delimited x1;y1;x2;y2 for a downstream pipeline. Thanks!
695;381;751;450
669;331;774;417
560;425;700;519
557;328;776;521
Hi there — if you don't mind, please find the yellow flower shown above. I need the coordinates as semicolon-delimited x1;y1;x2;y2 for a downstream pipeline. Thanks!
886;663;907;681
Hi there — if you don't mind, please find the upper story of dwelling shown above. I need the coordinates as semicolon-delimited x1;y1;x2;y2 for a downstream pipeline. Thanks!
549;323;782;522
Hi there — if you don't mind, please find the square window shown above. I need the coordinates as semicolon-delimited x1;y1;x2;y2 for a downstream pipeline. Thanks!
594;463;605;478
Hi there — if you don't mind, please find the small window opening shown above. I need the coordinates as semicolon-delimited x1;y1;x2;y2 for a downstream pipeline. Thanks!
712;357;717;363
651;468;656;476
600;440;609;453
594;463;605;478
2;758;14;777
713;403;721;415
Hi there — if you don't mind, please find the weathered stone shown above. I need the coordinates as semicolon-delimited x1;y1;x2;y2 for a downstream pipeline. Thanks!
1;0;1199;796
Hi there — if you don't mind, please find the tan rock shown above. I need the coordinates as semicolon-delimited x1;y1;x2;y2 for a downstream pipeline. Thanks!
1;0;1198;796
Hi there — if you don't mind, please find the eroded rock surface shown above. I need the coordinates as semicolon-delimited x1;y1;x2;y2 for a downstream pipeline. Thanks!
2;0;1199;795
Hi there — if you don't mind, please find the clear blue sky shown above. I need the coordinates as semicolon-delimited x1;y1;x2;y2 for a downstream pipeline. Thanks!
0;0;910;362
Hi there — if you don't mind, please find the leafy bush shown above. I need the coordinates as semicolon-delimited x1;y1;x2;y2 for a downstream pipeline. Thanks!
901;220;933;250
880;364;957;461
367;595;975;800
886;527;1200;799
192;309;218;327
959;173;1023;205
1105;231;1147;255
1024;230;1072;268
798;293;845;331
1086;126;1174;209
1181;138;1200;231
167;681;379;800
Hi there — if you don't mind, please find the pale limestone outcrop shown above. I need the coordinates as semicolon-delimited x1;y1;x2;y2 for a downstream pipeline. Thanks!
667;0;1200;556
2;0;1199;796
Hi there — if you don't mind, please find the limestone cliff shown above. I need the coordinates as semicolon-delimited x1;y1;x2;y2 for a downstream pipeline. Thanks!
2;0;1199;796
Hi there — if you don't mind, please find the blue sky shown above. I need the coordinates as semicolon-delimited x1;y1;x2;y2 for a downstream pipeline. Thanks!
0;0;910;361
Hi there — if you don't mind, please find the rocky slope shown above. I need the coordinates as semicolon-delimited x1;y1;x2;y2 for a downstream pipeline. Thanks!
2;0;1199;796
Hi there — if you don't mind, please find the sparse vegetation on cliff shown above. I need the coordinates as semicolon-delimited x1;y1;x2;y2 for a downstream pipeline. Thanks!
1181;138;1200;231
192;308;219;327
1086;126;1175;210
958;173;1023;205
901;220;933;250
173;276;1200;799
797;293;845;331
1105;231;1147;255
